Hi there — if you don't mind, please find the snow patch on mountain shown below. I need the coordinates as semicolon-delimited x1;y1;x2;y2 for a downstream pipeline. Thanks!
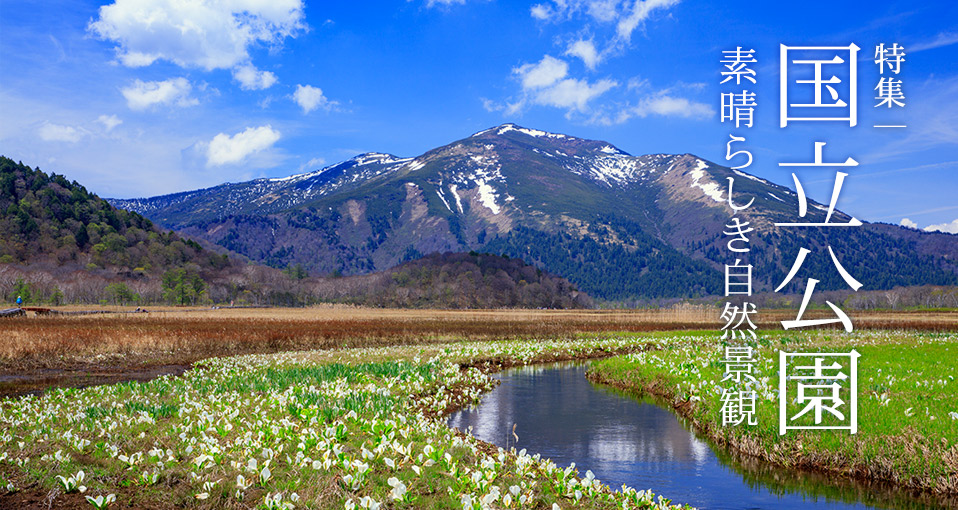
435;181;452;213
470;162;503;215
495;124;568;139
733;169;769;185
587;154;639;185
476;180;501;214
354;152;409;166
689;160;724;202
449;184;464;213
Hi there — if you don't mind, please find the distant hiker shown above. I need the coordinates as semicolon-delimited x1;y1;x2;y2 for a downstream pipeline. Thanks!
16;295;22;307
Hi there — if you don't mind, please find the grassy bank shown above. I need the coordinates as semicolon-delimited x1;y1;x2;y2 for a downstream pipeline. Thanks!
0;337;689;509
587;330;958;499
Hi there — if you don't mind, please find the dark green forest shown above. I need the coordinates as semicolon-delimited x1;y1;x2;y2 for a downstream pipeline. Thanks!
358;251;591;308
485;222;718;300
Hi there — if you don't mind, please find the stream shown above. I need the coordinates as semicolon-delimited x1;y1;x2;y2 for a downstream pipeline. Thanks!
447;363;946;510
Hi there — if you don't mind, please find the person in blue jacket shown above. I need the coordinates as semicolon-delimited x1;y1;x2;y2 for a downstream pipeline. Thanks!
16;295;23;307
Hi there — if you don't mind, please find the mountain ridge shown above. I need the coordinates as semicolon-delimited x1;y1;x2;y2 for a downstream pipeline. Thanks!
108;123;958;300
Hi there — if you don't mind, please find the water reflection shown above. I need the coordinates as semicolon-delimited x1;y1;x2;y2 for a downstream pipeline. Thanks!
448;363;946;510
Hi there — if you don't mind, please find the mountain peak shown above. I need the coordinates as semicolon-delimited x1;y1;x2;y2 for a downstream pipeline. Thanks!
268;152;410;184
470;123;571;140
352;152;410;166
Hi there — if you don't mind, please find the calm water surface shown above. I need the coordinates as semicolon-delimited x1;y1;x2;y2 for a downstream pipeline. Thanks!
447;364;943;510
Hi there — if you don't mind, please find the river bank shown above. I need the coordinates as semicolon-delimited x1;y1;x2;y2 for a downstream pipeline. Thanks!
586;330;958;507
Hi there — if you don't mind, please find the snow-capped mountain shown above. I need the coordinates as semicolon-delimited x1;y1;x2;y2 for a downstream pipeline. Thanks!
108;124;958;299
112;152;414;225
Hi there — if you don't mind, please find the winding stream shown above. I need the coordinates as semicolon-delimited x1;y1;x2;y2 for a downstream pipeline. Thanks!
447;363;945;510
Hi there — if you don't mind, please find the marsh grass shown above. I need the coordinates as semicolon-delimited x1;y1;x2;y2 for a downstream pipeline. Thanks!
588;330;958;497
2;307;953;373
0;336;690;509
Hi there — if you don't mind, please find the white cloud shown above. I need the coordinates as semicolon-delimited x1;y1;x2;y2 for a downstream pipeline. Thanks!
530;4;552;20
233;64;278;90
616;0;681;42
586;82;713;125
529;0;618;23
480;97;501;112
97;114;123;131
1;89;282;198
426;0;466;6
509;1;684;119
566;39;600;69
631;94;712;119
534;77;617;112
587;0;619;22
292;84;331;113
206;125;281;167
924;219;958;234
514;55;569;89
527;0;682;68
627;76;649;90
510;55;617;114
299;156;326;172
900;218;919;229
38;123;84;143
530;0;679;36
89;0;306;71
121;78;198;110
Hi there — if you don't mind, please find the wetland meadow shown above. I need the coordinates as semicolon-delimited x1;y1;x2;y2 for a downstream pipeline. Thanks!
0;307;955;509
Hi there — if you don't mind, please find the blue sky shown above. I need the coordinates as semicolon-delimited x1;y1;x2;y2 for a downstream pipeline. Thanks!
1;0;956;232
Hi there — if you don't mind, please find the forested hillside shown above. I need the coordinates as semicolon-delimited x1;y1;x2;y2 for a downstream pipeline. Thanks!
309;251;591;308
0;157;588;309
0;156;232;274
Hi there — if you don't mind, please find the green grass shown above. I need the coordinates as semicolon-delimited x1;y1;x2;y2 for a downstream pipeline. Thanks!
588;330;958;495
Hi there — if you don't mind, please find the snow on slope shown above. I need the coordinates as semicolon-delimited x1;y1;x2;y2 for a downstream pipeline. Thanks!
689;160;725;202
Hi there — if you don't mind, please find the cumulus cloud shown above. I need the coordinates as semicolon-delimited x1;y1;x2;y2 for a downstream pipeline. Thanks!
206;125;281;167
292;84;332;113
38;123;84;143
233;64;278;90
534;77;617;111
511;55;616;114
97;114;123;131
900;218;919;229
924;219;958;234
89;0;306;71
566;39;600;69
506;1;684;119
530;4;551;20
121;78;198;110
515;55;569;89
